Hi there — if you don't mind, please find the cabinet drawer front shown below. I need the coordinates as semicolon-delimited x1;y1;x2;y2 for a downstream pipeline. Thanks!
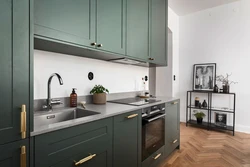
114;110;141;123
142;146;164;167
35;118;112;167
165;135;179;157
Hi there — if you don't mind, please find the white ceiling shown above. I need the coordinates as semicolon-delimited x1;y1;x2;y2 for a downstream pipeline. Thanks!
169;0;240;16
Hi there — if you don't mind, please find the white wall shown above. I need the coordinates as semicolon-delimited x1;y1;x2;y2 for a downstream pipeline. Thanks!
156;7;180;97
179;0;250;133
34;50;148;99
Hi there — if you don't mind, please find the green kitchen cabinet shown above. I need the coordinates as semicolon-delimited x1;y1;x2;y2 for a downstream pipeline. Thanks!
149;0;168;65
0;0;30;145
165;100;180;157
0;139;29;167
96;0;126;54
34;118;113;167
142;146;165;167
34;0;96;48
113;110;142;167
126;0;149;61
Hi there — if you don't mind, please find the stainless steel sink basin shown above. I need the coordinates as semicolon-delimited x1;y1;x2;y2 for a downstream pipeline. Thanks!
34;108;99;127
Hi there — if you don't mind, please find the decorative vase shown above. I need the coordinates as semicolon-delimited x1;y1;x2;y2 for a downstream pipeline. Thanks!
93;93;106;104
197;118;203;124
202;100;207;108
195;97;200;107
214;84;219;93
223;85;230;93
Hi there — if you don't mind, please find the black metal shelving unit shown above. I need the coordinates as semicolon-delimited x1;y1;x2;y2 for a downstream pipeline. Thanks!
186;90;236;136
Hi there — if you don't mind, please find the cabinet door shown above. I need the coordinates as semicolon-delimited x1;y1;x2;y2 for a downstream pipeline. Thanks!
35;118;112;167
165;100;180;157
149;0;167;65
0;0;30;145
34;0;96;48
126;0;149;61
113;110;141;167
0;139;29;167
96;0;126;54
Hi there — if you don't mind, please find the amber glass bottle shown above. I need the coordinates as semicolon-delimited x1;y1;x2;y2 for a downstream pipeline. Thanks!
70;88;77;107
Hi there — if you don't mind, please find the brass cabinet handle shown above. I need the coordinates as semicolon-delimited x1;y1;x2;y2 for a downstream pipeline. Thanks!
171;101;178;105
153;153;162;160
172;139;178;144
97;44;103;47
21;105;27;139
127;114;138;119
20;146;26;167
148;57;154;60
91;42;97;46
75;154;96;166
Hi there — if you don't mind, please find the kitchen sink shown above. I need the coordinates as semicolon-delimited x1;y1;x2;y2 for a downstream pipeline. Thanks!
34;108;100;127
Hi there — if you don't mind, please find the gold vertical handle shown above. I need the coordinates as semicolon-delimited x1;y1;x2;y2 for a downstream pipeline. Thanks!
20;146;26;167
153;153;162;160
127;114;138;119
21;105;27;139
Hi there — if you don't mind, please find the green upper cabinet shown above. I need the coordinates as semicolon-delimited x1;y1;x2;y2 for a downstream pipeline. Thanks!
96;0;126;54
149;0;168;65
126;0;149;61
0;0;30;145
34;0;96;48
165;100;180;157
113;110;142;167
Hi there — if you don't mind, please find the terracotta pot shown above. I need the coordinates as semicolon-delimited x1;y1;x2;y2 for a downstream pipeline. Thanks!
93;93;106;104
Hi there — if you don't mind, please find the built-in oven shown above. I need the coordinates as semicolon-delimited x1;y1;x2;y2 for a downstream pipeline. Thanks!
142;103;165;161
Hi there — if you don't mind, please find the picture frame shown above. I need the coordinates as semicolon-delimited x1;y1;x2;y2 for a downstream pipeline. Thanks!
214;113;227;127
193;63;216;91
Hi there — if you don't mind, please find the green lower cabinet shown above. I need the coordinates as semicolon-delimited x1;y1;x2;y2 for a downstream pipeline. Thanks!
142;146;165;167
34;118;113;167
165;100;180;157
113;110;142;167
0;139;29;167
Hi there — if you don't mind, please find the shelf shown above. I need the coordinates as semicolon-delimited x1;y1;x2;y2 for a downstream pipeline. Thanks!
187;120;209;127
188;90;235;95
187;120;234;132
211;107;234;113
187;105;209;111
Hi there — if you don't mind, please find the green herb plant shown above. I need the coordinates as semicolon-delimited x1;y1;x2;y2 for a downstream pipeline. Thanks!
90;85;109;94
193;110;206;119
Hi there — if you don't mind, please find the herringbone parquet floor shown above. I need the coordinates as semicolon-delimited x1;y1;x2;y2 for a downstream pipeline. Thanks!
161;123;250;167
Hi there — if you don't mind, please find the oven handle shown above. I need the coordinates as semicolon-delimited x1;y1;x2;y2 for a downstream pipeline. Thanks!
145;114;166;122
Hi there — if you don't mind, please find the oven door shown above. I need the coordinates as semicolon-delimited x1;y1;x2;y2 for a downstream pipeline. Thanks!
142;113;165;161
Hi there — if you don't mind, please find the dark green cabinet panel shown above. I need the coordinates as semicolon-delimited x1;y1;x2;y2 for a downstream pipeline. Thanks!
113;110;141;167
165;100;180;157
142;146;164;167
126;0;149;60
34;118;112;167
0;0;30;145
0;139;29;167
149;0;167;65
34;0;96;48
96;0;126;54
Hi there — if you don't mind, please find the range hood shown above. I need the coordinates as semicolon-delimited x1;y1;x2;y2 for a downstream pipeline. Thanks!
108;58;147;65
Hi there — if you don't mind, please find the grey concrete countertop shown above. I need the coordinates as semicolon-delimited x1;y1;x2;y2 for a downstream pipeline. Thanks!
31;96;179;136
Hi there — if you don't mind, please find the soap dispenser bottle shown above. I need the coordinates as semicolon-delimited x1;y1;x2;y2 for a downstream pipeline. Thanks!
70;88;77;107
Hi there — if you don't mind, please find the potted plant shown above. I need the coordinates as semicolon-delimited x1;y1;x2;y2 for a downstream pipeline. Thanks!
216;73;237;93
193;110;206;124
90;85;109;104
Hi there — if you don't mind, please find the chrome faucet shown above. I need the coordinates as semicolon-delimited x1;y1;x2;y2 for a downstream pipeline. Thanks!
43;73;64;111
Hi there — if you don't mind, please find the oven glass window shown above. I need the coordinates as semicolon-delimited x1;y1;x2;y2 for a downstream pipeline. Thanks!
142;117;165;160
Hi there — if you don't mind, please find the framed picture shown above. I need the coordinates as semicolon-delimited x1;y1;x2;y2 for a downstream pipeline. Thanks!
193;63;216;91
215;113;227;127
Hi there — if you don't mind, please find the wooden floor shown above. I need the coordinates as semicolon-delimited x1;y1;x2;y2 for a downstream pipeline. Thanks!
161;123;250;167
